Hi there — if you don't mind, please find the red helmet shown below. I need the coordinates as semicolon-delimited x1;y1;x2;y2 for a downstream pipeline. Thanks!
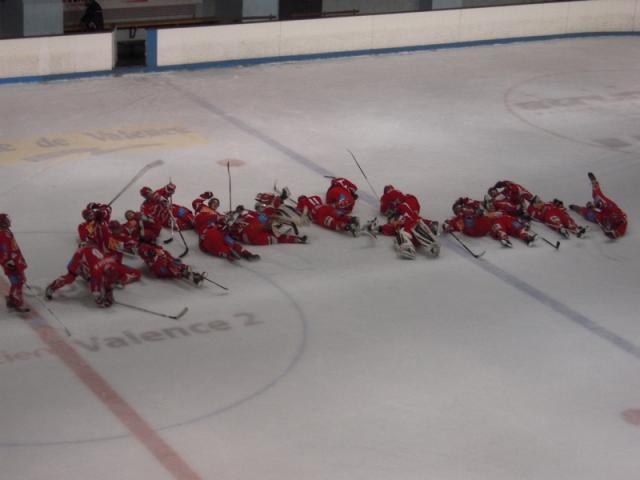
255;192;275;205
140;186;153;198
383;185;396;194
0;213;10;228
331;177;358;193
165;183;176;195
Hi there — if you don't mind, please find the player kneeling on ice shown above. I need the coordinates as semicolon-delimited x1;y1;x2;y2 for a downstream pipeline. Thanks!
378;203;440;259
46;246;141;308
296;195;362;236
137;242;204;285
525;196;586;239
0;213;29;313
192;192;259;262
443;197;536;248
570;172;627;240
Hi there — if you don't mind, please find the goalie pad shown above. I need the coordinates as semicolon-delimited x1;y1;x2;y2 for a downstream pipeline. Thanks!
271;221;297;238
272;205;308;226
411;220;438;248
394;230;416;260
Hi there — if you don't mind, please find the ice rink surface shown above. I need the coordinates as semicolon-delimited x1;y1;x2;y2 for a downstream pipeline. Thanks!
1;36;639;479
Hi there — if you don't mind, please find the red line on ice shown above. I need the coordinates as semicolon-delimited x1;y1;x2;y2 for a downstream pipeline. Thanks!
2;283;201;480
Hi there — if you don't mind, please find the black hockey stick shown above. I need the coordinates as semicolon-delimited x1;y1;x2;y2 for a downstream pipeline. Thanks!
448;232;485;259
227;160;233;213
164;207;189;258
115;301;188;320
347;149;379;199
163;184;176;245
26;284;72;336
202;275;229;291
539;236;560;250
108;159;164;207
530;228;560;250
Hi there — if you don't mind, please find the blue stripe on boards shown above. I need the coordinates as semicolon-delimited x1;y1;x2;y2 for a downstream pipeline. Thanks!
1;31;639;85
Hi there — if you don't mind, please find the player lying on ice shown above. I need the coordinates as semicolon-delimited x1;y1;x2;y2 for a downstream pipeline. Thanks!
524;196;586;239
484;180;586;239
443;197;536;248
296;194;363;236
228;199;308;246
377;185;440;259
570;172;627;240
192;192;260;262
113;217;205;285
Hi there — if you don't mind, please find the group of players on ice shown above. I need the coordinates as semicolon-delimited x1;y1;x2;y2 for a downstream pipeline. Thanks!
0;170;627;314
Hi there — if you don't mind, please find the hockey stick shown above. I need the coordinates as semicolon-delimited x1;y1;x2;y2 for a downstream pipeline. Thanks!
347;149;379;199
108;159;164;207
163;183;176;245
539;236;560;250
115;301;188;320
530;228;560;250
448;232;485;259
26;284;72;336
166;208;189;258
227;160;233;213
202;275;229;291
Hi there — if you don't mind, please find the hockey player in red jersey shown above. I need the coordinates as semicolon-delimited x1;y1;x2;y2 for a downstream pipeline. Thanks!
78;202;113;249
570;172;627;239
140;183;194;231
137;242;204;284
124;209;162;243
378;201;440;259
0;214;29;313
192;192;259;261
228;207;307;246
443;198;536;248
45;245;141;307
325;177;359;215
296;195;361;235
379;185;421;218
254;188;307;227
486;180;534;215
526;196;586;238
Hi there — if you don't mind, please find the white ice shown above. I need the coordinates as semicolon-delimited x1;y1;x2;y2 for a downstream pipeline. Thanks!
0;36;639;480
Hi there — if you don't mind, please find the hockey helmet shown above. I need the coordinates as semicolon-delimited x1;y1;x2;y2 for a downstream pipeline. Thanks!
255;192;275;205
0;213;10;229
82;208;96;222
331;177;358;193
140;186;153;199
